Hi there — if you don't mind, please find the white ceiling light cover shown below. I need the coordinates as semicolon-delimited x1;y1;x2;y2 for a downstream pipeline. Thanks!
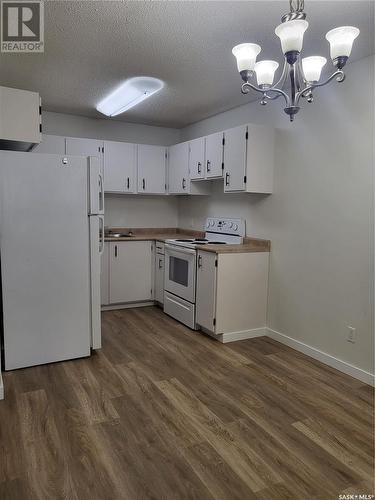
96;76;164;117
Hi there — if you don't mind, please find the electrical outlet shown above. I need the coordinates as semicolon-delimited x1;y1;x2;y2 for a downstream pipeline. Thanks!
347;326;357;343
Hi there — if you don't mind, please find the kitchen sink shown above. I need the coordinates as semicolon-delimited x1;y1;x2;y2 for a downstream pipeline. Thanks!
106;233;133;238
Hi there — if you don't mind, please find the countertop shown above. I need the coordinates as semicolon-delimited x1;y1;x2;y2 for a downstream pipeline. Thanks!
104;228;270;253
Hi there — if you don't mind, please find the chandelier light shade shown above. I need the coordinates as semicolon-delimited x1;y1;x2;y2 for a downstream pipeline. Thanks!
232;43;261;72
275;19;309;54
231;0;360;121
302;56;327;82
325;26;360;60
255;60;279;86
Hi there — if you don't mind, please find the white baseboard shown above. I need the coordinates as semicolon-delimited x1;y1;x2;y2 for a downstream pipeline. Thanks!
267;328;375;387
101;301;154;311
218;327;268;343
0;374;4;400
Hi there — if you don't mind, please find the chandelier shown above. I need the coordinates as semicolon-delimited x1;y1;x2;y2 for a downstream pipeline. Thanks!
232;0;359;121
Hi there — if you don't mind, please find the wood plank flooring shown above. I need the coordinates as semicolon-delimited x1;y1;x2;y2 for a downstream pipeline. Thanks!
0;306;374;499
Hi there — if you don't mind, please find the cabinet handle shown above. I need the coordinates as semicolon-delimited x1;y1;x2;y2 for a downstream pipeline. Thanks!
206;160;211;172
126;177;130;189
198;255;202;268
159;258;163;269
182;178;186;190
225;172;230;186
142;178;146;190
114;245;118;258
197;162;201;174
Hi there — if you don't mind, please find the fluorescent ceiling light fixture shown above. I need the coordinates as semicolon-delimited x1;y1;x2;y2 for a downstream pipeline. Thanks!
96;76;164;117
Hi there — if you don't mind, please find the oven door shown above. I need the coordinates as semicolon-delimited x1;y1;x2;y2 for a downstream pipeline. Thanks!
164;244;197;303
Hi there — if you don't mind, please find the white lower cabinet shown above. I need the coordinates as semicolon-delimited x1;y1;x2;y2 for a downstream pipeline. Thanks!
196;250;269;337
154;243;165;304
109;241;153;304
101;242;110;306
196;251;217;332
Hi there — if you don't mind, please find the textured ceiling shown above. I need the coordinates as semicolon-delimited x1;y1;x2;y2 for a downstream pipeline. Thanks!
0;1;373;128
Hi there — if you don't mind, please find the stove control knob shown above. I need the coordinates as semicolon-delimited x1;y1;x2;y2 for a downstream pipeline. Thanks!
229;222;233;228
206;221;210;229
233;224;238;231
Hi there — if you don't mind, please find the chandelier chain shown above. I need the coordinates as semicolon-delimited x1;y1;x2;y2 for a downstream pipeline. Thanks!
289;0;304;13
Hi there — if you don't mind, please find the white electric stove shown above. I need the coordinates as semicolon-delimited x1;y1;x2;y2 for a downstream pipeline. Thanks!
164;218;245;329
165;217;245;249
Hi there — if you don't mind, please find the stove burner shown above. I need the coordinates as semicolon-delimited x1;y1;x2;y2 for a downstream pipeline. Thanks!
194;238;208;242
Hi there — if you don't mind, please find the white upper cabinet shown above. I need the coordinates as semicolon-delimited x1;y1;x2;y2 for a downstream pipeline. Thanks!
66;136;103;157
168;142;211;195
223;124;247;192
137;145;167;194
168;142;189;194
103;140;137;193
189;137;205;180
223;124;274;193
65;137;104;176
205;131;224;178
32;134;66;154
0;86;41;150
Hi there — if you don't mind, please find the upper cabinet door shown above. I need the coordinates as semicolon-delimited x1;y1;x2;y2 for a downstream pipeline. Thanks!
65;137;104;177
103;140;137;193
32;134;66;154
66;137;103;157
137;145;166;194
205;131;224;178
189;137;205;180
168;142;189;194
223;125;247;192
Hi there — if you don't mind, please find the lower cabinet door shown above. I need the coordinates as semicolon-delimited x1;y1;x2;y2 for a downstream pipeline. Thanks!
196;251;217;332
154;253;165;304
101;242;110;306
109;241;153;304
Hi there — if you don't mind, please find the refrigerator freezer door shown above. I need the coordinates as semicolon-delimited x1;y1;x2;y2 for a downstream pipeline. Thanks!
89;215;103;349
88;156;104;216
0;152;91;370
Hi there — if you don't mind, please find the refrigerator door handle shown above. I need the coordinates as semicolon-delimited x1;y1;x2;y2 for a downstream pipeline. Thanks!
98;173;104;214
99;215;104;255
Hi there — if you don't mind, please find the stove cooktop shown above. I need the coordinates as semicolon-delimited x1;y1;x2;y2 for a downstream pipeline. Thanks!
166;218;245;249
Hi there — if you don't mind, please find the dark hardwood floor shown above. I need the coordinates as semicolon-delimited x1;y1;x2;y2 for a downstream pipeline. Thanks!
0;306;374;499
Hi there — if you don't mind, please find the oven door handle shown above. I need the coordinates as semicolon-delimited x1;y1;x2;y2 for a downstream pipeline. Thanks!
165;244;197;256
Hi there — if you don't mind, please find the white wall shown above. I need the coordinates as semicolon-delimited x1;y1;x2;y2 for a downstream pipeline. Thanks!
179;56;374;375
43;111;181;145
42;110;181;228
104;194;178;228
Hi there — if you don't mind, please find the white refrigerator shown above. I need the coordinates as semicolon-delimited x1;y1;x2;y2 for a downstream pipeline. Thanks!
0;151;104;370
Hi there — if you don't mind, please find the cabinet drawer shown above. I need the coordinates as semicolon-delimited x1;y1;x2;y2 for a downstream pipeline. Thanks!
155;242;165;254
164;292;196;330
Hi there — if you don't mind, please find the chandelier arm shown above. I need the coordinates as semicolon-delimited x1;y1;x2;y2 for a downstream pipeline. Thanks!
242;81;290;107
271;59;289;90
295;57;306;91
263;92;283;101
295;70;345;104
